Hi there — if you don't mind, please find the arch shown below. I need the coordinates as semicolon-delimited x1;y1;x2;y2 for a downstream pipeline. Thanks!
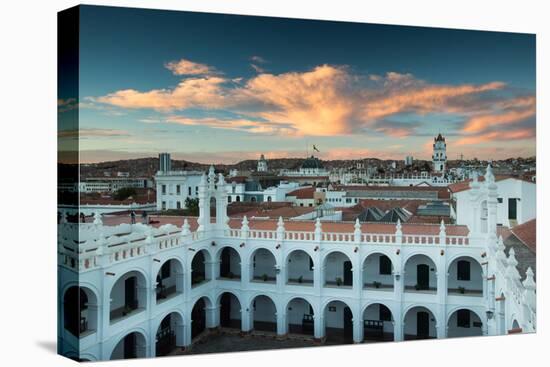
191;249;212;286
323;299;354;344
191;296;212;340
286;297;314;336
250;294;277;332
62;285;98;337
250;247;277;283
217;246;241;280
447;255;483;296
362;252;394;290
447;308;483;338
155;311;184;357
155;258;184;302
362;302;394;342
110;329;148;360
109;270;148;323
403;254;437;292
403;306;437;340
218;291;242;329
286;249;314;286
323;250;353;288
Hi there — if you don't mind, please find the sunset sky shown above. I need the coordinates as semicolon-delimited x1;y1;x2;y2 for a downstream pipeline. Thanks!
59;5;536;164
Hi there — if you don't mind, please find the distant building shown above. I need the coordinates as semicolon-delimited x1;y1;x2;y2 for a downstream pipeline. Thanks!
432;133;447;172
159;152;172;172
283;155;329;177
405;155;414;166
79;177;152;193
257;154;268;172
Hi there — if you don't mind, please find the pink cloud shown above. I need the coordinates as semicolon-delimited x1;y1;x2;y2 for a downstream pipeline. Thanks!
164;58;217;76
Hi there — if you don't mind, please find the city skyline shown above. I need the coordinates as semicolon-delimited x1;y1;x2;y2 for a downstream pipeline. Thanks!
59;6;536;164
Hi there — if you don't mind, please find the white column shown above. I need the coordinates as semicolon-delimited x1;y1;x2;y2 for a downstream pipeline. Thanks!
314;314;325;340
241;307;253;332
206;305;220;329
277;310;287;336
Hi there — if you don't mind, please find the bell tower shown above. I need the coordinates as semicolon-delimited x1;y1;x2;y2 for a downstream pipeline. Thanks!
432;133;447;173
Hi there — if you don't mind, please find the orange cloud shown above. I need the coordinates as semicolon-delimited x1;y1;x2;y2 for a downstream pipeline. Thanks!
164;58;216;75
455;128;535;145
462;96;536;133
363;81;506;121
96;77;228;111
165;116;298;135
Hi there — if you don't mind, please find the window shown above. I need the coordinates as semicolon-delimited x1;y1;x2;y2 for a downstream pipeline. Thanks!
188;187;192;196
457;260;470;281
497;198;503;203
161;185;166;194
176;201;181;209
176;185;180;194
457;309;470;328
236;195;241;202
379;256;392;275
379;306;392;322
195;186;199;194
161;201;166;210
228;196;232;203
267;196;272;202
309;257;314;271
508;198;517;220
161;261;171;279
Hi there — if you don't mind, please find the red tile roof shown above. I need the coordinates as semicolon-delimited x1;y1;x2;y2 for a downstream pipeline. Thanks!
510;219;536;252
287;187;316;199
99;214;469;236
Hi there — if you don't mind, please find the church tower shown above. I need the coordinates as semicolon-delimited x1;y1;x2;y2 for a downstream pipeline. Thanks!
432;133;447;173
257;154;268;172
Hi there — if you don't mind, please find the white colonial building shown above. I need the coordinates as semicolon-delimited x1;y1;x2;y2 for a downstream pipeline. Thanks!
155;170;204;210
58;165;536;361
449;175;536;228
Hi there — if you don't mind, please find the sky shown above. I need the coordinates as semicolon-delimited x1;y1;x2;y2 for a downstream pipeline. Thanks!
58;5;536;164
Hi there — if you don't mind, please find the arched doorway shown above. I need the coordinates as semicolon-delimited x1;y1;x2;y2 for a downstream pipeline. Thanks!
251;295;277;332
109;271;147;323
324;300;353;344
155;259;184;302
363;253;394;290
287;298;314;336
191;297;209;340
363;303;394;342
404;307;436;340
155;312;184;356
219;247;241;280
404;255;437;292
286;250;314;286
447;257;483;296
191;250;211;287
250;248;276;283
323;252;353;288
110;332;147;360
63;286;97;337
447;309;483;338
219;292;241;329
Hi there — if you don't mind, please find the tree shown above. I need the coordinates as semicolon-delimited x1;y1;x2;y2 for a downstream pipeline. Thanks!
113;187;137;201
185;197;199;216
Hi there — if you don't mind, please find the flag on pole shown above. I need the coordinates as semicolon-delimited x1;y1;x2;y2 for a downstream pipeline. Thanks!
313;144;320;152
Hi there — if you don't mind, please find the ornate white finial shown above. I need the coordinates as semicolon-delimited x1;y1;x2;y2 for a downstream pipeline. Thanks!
200;172;207;185
315;217;322;231
182;218;191;236
395;218;402;234
354;218;361;231
523;267;536;289
93;211;102;225
217;172;226;186
439;219;446;235
241;215;249;231
277;216;285;230
496;235;507;262
506;247;521;281
208;165;215;177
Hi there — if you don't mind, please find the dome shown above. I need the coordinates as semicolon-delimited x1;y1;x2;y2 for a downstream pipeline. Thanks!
301;155;324;169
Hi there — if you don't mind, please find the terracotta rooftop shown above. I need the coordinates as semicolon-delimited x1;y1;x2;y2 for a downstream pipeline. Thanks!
510;219;536;252
98;214;469;236
286;187;316;199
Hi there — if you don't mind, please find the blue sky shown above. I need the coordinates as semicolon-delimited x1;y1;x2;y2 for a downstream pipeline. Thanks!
59;5;536;163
